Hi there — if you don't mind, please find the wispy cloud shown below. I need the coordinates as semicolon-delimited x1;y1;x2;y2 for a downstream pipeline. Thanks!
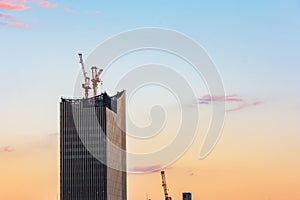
198;94;243;104
0;1;56;30
227;101;262;112
64;7;78;14
0;1;30;28
0;13;16;21
198;94;262;112
130;164;163;173
2;146;14;153
1;0;27;2
64;7;100;16
9;22;30;29
0;1;29;10
0;21;7;26
38;1;57;8
0;14;30;29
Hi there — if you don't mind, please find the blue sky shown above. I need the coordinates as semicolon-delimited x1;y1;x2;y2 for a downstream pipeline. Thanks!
1;0;299;157
2;0;299;124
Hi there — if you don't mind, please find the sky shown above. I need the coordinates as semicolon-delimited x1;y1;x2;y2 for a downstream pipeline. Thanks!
1;0;300;200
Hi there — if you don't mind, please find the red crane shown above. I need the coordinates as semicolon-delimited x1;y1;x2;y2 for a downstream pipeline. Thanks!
78;53;91;98
91;66;103;97
161;171;172;200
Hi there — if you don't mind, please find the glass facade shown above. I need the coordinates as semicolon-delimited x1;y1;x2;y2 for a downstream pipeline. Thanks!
60;92;126;200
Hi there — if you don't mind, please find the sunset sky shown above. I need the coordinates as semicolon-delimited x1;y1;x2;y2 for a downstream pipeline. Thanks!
1;1;300;200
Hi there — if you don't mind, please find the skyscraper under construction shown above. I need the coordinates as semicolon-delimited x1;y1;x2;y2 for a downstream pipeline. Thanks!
60;91;126;200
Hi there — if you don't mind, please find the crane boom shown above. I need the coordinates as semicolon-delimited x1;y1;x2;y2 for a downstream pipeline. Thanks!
78;53;91;98
78;53;87;80
161;171;172;200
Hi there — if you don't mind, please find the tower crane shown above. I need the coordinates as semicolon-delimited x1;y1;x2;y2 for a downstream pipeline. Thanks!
78;53;91;98
161;171;172;200
91;66;103;97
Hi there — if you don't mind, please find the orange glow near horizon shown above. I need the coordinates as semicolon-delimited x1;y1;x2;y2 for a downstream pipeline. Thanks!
1;106;300;200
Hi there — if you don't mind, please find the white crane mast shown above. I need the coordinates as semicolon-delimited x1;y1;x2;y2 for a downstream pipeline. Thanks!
78;53;91;98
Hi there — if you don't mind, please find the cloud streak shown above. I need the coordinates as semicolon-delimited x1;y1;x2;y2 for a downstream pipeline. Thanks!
0;2;29;10
198;94;243;104
0;13;16;21
198;94;262;112
227;101;262;112
1;146;14;153
9;22;30;28
38;1;57;8
130;165;162;173
0;1;30;29
64;7;78;14
63;7;100;15
0;21;30;29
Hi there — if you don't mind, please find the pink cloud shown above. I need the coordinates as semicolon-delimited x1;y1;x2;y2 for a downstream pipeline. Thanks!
0;21;30;29
1;0;21;2
198;94;262;112
38;1;57;8
0;2;29;10
224;96;243;102
252;101;262;106
227;101;262;112
64;7;100;15
0;21;8;26
199;94;243;103
3;146;14;153
131;165;163;173
1;0;30;3
0;13;16;21
9;22;30;29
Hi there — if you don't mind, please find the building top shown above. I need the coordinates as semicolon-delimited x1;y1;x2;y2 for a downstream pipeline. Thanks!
60;91;124;113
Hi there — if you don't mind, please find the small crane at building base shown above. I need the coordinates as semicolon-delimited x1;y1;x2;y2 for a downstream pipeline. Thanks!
161;171;172;200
